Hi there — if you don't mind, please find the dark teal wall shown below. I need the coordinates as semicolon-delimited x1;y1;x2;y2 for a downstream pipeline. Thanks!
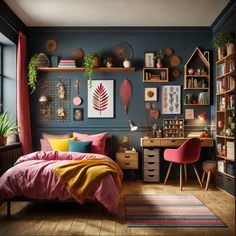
27;27;213;180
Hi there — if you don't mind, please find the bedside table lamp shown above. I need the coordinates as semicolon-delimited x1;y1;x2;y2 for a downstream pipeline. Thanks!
128;120;138;151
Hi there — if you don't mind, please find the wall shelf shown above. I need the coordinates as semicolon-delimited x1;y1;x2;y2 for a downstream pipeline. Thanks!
184;47;210;105
37;67;135;73
143;67;169;82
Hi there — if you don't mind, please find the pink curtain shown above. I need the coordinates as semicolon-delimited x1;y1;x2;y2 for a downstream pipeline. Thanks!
17;31;32;154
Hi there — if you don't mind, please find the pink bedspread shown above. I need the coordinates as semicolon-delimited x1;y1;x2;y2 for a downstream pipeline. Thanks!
0;151;123;214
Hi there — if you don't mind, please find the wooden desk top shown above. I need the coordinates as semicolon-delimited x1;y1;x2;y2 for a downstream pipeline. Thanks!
140;138;214;147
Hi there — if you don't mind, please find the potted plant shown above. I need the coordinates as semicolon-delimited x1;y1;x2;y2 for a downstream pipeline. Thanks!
154;50;164;68
212;32;235;59
28;54;38;93
103;57;113;68
225;32;235;55
83;53;102;87
0;110;18;146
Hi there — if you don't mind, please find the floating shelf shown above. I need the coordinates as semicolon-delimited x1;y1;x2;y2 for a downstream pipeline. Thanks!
37;67;135;73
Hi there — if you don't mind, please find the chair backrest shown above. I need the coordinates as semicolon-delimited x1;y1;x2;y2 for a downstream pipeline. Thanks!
177;138;201;163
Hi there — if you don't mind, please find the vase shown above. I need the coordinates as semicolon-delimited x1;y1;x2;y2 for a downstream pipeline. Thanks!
217;47;226;60
0;136;7;146
227;43;235;55
93;55;102;68
123;59;131;68
188;68;195;75
156;59;163;68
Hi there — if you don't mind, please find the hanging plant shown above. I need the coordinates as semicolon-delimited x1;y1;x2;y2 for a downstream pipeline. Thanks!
28;54;38;93
83;53;101;87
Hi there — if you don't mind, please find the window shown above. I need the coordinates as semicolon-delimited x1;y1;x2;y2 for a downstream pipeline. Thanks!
0;43;2;112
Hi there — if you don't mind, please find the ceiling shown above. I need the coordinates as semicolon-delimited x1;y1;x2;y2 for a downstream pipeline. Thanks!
4;0;230;27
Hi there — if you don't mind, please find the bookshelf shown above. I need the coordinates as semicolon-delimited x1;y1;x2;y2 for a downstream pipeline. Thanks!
215;52;235;197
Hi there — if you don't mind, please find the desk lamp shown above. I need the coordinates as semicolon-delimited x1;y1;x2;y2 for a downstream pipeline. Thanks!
128;120;138;151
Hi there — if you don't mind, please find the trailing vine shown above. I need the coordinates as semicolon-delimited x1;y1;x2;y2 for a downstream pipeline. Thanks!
28;54;38;93
84;53;96;88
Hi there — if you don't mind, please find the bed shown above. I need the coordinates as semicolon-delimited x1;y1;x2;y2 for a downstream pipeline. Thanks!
0;133;123;215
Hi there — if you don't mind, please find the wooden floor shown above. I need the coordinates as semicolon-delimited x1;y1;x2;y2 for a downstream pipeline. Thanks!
0;180;235;236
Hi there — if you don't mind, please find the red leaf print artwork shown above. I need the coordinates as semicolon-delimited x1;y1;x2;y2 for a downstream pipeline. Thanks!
93;83;109;114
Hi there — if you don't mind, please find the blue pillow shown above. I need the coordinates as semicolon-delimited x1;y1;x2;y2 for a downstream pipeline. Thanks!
68;140;92;153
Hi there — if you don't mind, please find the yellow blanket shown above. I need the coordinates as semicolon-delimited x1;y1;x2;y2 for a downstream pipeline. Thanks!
53;159;122;203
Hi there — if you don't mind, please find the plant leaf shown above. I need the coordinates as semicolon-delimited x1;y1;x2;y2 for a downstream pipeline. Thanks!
92;83;109;114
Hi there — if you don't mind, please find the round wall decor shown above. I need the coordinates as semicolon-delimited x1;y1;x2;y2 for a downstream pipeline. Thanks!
45;39;58;52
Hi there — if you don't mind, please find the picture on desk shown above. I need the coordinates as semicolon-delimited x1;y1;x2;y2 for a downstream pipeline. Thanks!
185;109;194;120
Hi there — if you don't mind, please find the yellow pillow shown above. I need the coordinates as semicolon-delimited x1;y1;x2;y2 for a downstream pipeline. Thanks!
49;137;76;152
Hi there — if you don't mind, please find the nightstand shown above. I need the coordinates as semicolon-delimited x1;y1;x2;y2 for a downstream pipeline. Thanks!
115;151;138;179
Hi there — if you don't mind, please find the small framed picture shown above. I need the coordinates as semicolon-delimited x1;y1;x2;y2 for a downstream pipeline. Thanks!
73;108;83;121
145;87;157;101
145;52;154;67
185;109;194;120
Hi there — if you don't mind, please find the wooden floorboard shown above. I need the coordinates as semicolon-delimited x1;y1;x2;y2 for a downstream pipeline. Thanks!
0;180;235;236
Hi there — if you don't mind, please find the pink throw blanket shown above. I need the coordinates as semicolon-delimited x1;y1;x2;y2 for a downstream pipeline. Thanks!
0;151;123;213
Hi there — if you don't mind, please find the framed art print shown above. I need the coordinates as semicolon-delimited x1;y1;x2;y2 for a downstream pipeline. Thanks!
145;87;157;101
87;80;114;118
73;108;83;121
162;85;181;114
145;52;154;67
185;109;194;120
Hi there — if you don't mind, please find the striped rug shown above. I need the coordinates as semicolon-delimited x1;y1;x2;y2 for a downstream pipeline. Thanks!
125;194;226;227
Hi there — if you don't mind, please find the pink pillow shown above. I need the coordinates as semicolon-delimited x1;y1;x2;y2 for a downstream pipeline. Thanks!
73;132;107;154
42;133;72;139
40;139;53;151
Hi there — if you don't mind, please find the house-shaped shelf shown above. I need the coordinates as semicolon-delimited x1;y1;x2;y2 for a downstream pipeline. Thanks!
184;47;210;105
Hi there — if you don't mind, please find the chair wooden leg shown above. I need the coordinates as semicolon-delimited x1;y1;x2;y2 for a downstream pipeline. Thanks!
184;164;187;182
192;164;203;188
164;162;173;185
180;164;182;191
201;171;206;184
205;171;211;191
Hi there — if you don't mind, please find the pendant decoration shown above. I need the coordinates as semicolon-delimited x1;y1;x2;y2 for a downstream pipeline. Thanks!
57;82;65;100
120;79;132;114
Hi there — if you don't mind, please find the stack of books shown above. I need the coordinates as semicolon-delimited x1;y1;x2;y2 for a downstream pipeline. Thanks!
58;59;76;68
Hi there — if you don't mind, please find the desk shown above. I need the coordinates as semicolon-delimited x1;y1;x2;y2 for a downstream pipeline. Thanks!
140;138;214;182
140;138;214;148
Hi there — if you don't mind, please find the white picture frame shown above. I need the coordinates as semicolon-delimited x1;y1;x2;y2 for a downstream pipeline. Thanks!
162;85;181;114
145;52;154;67
87;80;114;118
185;109;194;120
145;87;157;101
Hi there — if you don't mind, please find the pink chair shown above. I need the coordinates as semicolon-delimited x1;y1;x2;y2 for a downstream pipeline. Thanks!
163;137;203;190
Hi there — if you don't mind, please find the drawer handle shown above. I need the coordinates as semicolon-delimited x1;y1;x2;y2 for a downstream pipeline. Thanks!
148;155;155;157
171;140;176;142
148;175;155;177
148;162;155;164
150;140;154;142
125;155;130;158
148;169;155;172
125;162;130;165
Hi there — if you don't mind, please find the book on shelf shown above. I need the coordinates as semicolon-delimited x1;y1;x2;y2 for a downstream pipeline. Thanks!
217;63;225;77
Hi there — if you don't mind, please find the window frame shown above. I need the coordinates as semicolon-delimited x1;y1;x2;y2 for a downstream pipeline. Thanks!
0;43;2;112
